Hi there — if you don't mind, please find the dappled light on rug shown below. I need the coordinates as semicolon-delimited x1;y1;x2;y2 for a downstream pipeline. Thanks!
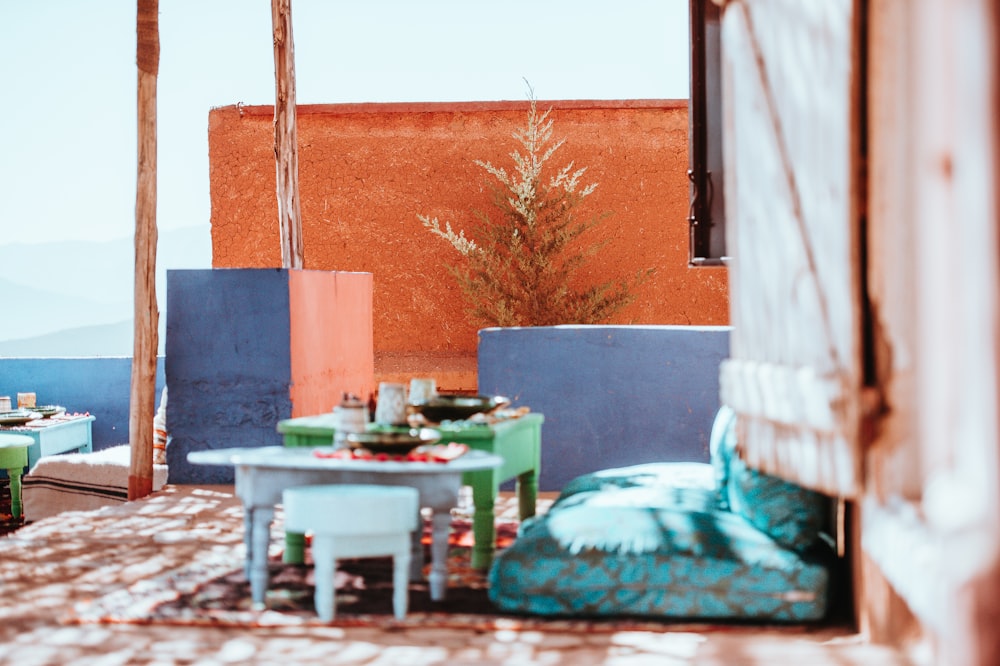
65;496;698;633
69;515;536;629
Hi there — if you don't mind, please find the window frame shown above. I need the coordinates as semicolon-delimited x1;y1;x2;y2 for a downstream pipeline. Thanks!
688;0;728;265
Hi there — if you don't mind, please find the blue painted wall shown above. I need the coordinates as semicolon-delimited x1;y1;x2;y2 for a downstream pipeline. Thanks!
166;269;294;484
0;357;166;452
478;325;731;491
3;323;730;491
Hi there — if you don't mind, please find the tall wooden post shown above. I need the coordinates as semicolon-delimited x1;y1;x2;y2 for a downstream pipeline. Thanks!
129;0;159;500
272;0;304;268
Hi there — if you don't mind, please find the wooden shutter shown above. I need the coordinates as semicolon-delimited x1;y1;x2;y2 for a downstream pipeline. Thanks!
718;0;864;497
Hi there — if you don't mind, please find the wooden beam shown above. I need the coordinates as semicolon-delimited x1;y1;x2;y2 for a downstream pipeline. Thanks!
272;0;304;268
129;0;159;500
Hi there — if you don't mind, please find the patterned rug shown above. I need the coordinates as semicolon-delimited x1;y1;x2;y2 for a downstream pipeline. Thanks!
65;510;697;633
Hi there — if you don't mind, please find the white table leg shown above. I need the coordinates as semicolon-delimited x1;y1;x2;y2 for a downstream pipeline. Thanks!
247;505;275;610
427;511;452;601
393;549;411;619
312;534;337;621
408;515;425;581
242;510;253;579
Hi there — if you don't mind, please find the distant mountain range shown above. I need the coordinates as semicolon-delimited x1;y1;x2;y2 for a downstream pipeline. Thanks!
0;225;211;357
0;319;142;358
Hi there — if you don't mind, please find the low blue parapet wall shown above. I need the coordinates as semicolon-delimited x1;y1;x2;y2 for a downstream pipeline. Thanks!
477;325;731;491
0;357;166;452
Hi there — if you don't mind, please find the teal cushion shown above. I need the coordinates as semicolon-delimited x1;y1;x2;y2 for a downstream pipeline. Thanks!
489;485;833;621
555;462;718;505
711;404;831;552
726;452;831;552
709;405;738;509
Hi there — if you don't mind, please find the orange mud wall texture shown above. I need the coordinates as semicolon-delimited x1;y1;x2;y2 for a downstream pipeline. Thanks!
208;100;729;387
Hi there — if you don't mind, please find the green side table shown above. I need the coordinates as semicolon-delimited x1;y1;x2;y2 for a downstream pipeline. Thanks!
277;412;544;569
0;434;33;520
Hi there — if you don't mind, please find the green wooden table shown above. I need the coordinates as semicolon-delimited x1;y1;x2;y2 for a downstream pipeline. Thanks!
277;412;543;569
0;434;33;519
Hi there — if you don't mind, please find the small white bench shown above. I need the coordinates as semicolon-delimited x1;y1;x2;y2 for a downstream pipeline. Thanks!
282;484;419;621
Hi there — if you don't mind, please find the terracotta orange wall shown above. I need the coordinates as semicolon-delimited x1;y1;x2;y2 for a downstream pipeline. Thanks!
208;100;729;357
288;269;374;416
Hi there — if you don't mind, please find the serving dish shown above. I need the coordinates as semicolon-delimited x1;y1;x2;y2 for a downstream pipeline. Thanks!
32;405;66;418
409;394;511;422
345;427;442;455
0;409;42;426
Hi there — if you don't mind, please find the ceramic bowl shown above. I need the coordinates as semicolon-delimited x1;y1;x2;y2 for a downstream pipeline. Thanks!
409;394;511;422
33;405;66;418
345;427;441;455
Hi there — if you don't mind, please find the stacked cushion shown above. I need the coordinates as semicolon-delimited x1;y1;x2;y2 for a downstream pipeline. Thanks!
712;405;832;552
487;407;836;621
726;455;831;552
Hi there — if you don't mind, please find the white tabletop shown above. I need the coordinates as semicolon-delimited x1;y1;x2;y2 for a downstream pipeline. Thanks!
188;445;503;475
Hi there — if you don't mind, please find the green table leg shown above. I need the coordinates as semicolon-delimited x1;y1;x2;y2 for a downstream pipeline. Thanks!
284;531;306;564
468;472;498;570
7;466;23;519
0;435;31;521
516;469;538;522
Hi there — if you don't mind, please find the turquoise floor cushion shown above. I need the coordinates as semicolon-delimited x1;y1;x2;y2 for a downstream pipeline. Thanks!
487;408;836;622
488;481;832;621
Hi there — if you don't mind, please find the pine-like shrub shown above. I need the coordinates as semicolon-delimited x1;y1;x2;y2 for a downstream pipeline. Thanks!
418;92;654;327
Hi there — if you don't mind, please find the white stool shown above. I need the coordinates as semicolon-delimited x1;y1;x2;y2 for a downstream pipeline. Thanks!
282;484;419;621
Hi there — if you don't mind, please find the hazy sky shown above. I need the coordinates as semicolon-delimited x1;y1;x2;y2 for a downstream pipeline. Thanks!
0;0;689;248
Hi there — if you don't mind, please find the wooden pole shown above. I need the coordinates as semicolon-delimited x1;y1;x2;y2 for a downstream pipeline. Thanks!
129;0;159;500
272;0;304;268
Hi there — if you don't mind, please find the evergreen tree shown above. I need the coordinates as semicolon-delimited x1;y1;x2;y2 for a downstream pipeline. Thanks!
419;89;653;327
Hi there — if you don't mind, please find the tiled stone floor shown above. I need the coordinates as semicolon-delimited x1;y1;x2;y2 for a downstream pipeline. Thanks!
0;484;917;665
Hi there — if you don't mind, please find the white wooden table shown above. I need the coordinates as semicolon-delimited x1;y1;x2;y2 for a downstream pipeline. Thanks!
187;446;502;608
0;415;95;469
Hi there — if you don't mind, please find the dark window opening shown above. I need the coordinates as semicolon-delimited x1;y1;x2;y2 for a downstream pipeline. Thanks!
688;0;728;265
